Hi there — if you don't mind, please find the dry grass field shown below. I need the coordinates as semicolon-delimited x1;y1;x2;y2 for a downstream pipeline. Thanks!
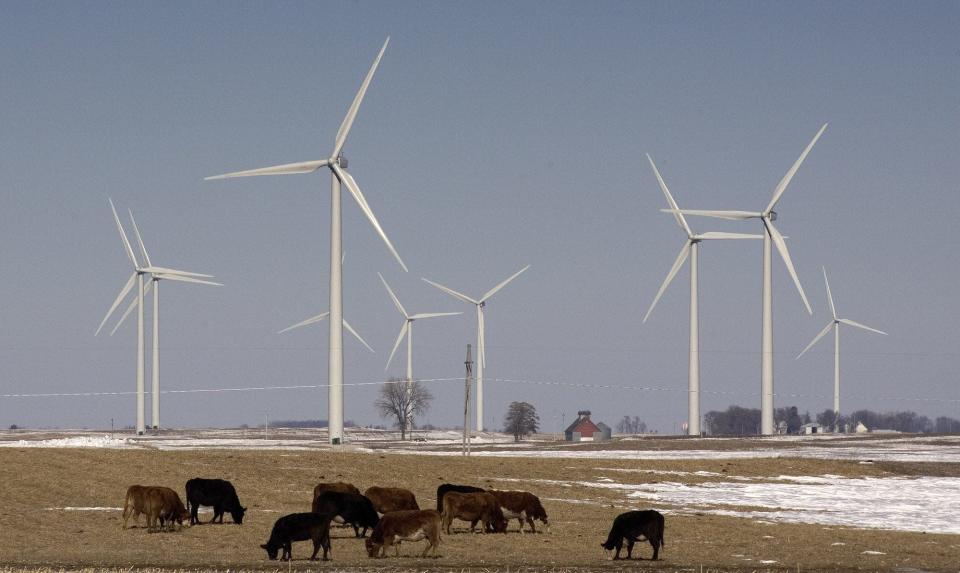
1;434;958;573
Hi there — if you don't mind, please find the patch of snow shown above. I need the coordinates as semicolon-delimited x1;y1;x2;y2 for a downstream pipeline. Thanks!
862;550;886;555
0;435;135;449
760;560;778;564
46;507;122;511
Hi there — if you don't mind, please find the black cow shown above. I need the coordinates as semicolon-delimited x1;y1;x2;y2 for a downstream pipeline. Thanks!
312;491;380;538
261;512;333;561
185;478;246;525
601;510;664;560
436;483;485;512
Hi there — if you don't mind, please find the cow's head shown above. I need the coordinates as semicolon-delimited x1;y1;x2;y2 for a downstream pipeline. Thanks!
231;506;247;524
364;537;382;558
261;543;279;560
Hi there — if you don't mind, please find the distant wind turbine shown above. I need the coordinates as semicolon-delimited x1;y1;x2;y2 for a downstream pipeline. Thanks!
797;268;887;427
206;38;405;444
96;200;220;434
379;272;460;428
671;124;827;434
643;154;761;436
422;265;529;432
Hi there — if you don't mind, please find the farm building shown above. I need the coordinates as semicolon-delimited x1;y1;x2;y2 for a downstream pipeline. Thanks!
564;410;611;442
801;422;824;435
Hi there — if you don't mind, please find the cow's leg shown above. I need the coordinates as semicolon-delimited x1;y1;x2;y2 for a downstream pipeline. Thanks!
527;516;536;533
649;535;660;560
613;541;623;560
626;538;635;559
189;501;199;526
122;502;132;529
282;541;292;561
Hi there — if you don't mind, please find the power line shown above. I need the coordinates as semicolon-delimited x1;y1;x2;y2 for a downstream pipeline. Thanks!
1;376;957;404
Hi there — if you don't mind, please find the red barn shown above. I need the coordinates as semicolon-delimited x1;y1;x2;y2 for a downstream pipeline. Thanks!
564;410;609;442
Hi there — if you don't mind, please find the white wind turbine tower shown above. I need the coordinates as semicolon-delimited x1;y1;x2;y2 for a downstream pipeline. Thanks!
643;154;761;436
206;38;406;444
379;272;461;429
672;124;827;434
422;265;529;432
96;200;220;434
797;267;887;428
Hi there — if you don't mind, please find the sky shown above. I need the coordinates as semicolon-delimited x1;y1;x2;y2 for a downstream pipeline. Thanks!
1;1;958;433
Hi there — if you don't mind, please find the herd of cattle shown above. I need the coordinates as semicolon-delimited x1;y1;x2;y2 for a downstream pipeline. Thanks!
122;478;665;561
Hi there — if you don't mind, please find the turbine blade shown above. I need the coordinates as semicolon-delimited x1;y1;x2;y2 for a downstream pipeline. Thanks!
205;159;329;180
334;165;408;272
153;273;223;287
696;232;764;240
765;219;812;314
766;123;828;213
127;210;152;269
643;240;691;323
410;312;462;320
796;322;834;359
110;279;154;336
663;209;761;220
278;312;330;334
838;318;887;336
646;154;692;238
343;319;375;353
385;321;409;370
480;265;530;302
823;267;837;319
332;37;390;159
141;266;215;278
95;272;137;336
378;272;408;318
421;278;478;305
109;199;139;268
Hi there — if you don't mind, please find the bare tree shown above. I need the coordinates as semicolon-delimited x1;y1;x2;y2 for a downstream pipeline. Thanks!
503;401;539;442
375;378;433;440
615;415;647;435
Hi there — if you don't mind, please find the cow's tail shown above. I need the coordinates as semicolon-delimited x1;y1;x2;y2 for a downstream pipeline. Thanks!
658;512;665;549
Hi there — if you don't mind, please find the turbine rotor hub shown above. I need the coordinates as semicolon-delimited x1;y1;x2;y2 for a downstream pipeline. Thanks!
768;210;778;221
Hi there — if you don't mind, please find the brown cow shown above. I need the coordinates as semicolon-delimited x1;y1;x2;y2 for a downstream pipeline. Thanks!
364;486;419;514
365;509;441;558
441;491;507;534
313;481;361;500
488;490;549;533
123;485;189;532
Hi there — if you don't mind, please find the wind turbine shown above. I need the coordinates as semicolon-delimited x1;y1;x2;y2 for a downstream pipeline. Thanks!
205;38;406;445
797;267;887;429
670;124;828;434
643;154;761;436
422;265;529;432
96;200;219;434
379;273;460;429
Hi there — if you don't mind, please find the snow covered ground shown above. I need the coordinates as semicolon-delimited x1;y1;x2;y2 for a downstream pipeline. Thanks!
5;429;960;535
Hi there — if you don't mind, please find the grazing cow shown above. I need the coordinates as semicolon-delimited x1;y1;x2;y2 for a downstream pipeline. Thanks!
311;491;380;538
313;481;361;500
365;509;441;558
364;486;420;514
600;510;664;560
122;485;189;531
185;477;246;525
441;491;507;534
488;489;549;533
261;512;333;561
435;483;485;512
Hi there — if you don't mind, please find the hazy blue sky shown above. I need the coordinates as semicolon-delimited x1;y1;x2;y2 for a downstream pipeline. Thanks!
1;1;958;433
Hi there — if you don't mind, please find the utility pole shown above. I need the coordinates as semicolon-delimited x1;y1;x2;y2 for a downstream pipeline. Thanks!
463;344;472;456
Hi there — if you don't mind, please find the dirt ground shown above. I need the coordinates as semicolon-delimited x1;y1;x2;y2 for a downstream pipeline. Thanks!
1;437;958;573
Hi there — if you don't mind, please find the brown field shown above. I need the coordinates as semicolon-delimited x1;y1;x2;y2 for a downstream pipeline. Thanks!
1;434;958;573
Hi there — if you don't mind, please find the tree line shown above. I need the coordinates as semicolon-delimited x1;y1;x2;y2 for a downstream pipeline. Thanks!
704;405;960;435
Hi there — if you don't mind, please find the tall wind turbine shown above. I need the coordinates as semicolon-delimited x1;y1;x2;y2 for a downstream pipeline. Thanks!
379;272;460;428
422;265;529;432
96;199;218;434
671;124;828;434
107;210;221;430
643;154;761;436
205;38;406;444
797;267;887;428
